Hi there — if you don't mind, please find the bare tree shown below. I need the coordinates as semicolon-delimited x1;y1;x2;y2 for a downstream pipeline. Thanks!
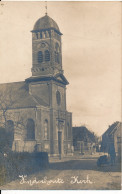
0;88;15;129
0;88;26;131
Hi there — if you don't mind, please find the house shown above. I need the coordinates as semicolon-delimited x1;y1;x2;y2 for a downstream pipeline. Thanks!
101;121;122;161
72;126;97;154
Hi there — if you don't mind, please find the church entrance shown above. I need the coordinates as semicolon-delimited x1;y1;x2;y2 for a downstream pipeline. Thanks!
57;120;64;159
58;131;62;159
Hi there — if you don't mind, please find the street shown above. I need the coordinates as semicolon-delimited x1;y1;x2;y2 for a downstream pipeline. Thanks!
1;154;121;190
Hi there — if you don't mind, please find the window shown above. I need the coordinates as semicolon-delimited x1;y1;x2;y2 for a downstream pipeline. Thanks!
36;33;38;39
56;91;61;105
55;43;60;64
38;51;43;63
40;33;42;39
26;119;35;140
57;53;59;64
45;50;50;61
67;122;70;139
44;119;48;139
55;43;59;52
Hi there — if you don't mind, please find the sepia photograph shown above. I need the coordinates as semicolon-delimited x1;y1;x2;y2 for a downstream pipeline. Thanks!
0;1;121;190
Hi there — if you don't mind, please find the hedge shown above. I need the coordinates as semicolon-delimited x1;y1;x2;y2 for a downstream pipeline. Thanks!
0;151;49;185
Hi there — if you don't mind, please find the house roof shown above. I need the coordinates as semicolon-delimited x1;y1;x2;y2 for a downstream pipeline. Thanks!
109;122;122;135
72;126;97;143
0;81;48;109
102;121;121;137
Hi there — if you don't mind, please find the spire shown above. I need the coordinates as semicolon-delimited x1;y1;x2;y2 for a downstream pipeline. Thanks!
45;1;47;15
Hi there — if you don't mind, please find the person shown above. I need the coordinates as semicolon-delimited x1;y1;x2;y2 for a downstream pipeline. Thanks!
108;143;116;165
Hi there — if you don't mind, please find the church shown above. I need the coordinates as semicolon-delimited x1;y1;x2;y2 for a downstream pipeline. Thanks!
0;14;72;157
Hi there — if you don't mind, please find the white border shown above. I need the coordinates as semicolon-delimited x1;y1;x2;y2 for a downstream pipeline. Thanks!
1;190;122;194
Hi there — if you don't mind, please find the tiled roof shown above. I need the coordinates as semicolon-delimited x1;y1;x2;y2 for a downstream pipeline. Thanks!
102;121;121;136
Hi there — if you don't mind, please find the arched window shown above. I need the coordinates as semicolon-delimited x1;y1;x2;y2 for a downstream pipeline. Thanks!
55;43;59;52
36;33;38;39
26;119;35;140
45;50;50;61
38;51;43;63
40;32;42;39
56;91;61;105
44;119;48;139
55;43;60;64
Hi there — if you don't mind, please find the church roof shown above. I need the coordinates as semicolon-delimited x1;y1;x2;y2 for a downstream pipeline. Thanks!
32;15;62;34
0;81;48;109
25;74;69;85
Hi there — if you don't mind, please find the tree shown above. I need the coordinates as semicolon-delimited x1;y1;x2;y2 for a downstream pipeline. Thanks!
0;87;26;130
0;87;27;152
0;88;15;129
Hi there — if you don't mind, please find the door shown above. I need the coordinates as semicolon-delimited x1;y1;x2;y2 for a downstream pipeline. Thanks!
58;131;62;158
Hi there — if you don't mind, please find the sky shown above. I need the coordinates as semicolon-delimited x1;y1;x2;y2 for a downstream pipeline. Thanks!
0;1;121;136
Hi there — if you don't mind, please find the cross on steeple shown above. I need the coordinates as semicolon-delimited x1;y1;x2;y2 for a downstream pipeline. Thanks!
45;1;47;15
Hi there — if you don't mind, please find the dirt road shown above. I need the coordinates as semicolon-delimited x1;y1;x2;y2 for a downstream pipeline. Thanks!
1;156;121;190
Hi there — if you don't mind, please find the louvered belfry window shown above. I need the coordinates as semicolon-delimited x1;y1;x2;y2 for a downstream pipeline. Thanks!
45;50;50;61
55;43;60;64
38;51;43;63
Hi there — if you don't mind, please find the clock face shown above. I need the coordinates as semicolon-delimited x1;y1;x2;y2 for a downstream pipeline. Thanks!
56;91;61;105
41;43;46;48
37;42;46;49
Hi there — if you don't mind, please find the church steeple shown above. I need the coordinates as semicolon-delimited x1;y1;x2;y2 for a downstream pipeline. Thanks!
31;15;63;78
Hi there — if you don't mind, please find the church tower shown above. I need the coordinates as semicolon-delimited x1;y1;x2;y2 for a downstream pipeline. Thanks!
25;14;72;157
